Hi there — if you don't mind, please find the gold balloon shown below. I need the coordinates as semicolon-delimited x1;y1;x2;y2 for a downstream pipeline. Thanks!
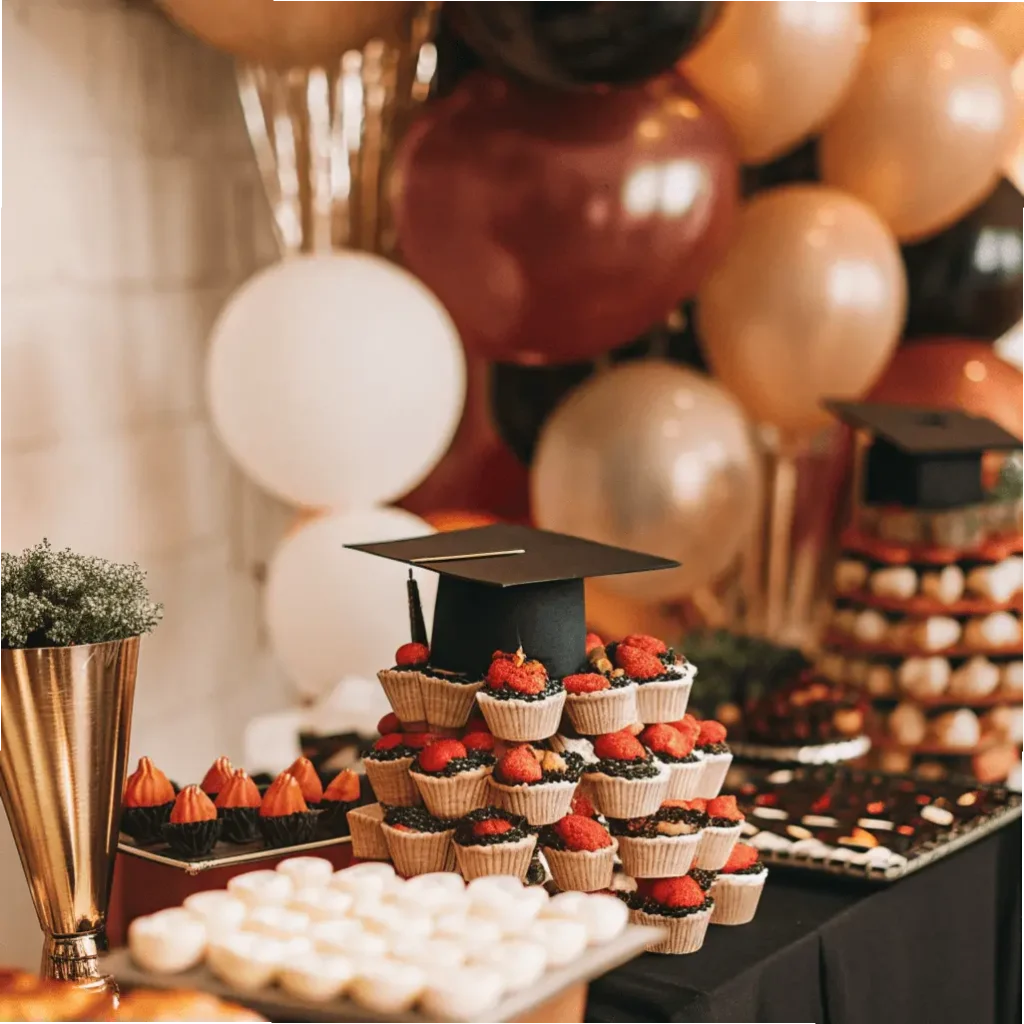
681;1;867;164
697;185;906;439
159;0;416;67
820;16;1015;241
531;361;763;601
869;3;1000;21
985;3;1024;61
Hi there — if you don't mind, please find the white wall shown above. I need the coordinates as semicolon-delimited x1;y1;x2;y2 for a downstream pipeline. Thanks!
1;0;293;966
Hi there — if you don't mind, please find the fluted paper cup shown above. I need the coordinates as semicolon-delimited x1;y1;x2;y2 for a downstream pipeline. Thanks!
410;766;491;818
631;906;711;954
476;691;566;742
564;685;638;735
363;757;420;807
616;831;700;879
585;766;668;819
542;842;616;892
381;823;456;876
376;669;427;724
694;822;742;870
421;675;485;728
710;871;767;925
454;834;537;881
488;777;577;825
693;751;732;799
664;758;705;801
346;803;389;861
635;677;692;724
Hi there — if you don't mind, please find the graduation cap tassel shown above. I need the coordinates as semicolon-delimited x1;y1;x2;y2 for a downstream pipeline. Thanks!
407;570;429;647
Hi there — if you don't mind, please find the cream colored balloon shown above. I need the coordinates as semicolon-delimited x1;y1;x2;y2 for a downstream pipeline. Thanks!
681;1;867;164
531;362;762;601
160;0;416;67
820;16;1015;241
697;185;906;439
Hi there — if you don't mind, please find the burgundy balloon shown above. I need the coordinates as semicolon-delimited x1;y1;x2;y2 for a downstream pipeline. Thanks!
391;72;738;364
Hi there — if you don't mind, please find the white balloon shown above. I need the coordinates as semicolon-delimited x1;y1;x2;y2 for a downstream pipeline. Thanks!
207;253;465;508
264;507;436;699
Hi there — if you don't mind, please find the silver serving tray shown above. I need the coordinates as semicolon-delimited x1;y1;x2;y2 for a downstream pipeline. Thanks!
731;734;871;766
118;835;351;876
102;924;661;1023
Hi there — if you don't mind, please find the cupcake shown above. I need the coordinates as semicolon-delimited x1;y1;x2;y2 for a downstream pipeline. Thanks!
710;843;767;926
319;769;361;837
640;724;704;801
630;876;713;955
452;808;537;881
409;739;494;818
346;802;390;861
475;649;566;742
582;731;668;819
609;803;704;879
214;769;262;843
362;733;422;807
612;635;693;724
199;756;235;802
489;745;583;825
380;806;457;877
539;815;616;892
285;756;324;808
377;642;430;725
258;772;319;848
121;756;176;844
163;785;221;857
694;795;744;871
420;665;485;730
693;720;732;799
563;672;638;735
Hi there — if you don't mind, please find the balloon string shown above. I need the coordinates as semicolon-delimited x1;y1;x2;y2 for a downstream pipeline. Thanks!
765;447;798;640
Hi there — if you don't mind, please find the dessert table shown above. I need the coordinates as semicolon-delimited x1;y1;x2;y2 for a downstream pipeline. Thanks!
587;819;1021;1024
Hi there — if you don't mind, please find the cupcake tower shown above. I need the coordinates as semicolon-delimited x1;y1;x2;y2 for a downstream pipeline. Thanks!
121;754;363;857
820;403;1023;785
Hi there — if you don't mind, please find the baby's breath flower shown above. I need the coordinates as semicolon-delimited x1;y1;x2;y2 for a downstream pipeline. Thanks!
1;540;162;648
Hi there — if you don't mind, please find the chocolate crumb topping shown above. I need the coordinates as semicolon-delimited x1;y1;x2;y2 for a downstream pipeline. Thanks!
383;806;455;833
411;750;495;778
585;756;662;781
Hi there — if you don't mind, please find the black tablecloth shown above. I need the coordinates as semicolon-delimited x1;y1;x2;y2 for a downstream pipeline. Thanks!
588;820;1021;1024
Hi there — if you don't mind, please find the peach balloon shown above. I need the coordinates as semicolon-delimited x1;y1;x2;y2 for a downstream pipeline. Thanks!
820;16;1015;241
681;1;867;164
985;3;1024;61
869;3;1000;22
159;0;416;67
697;185;906;439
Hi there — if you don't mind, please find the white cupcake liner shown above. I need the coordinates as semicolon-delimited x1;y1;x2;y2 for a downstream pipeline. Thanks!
711;871;767;925
616;830;701;879
663;758;705;801
542;842;616;892
410;766;491;818
694;822;742;870
454;834;538;881
564;685;639;735
693;751;733;799
346;803;390;861
376;668;427;724
381;823;456;876
585;765;668;819
476;690;567;742
420;675;485;729
631;906;712;954
363;756;421;807
487;776;578;825
635;676;692;724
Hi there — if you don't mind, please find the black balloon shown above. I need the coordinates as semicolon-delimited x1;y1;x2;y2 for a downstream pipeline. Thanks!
902;179;1023;342
450;2;721;90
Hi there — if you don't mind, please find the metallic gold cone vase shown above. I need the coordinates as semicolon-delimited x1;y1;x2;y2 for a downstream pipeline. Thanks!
1;638;140;980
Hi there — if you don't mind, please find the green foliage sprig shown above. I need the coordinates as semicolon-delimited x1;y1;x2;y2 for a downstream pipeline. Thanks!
2;540;163;648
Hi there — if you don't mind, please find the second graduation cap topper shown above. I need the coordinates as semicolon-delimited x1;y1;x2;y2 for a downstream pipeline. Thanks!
827;401;1021;510
347;524;679;679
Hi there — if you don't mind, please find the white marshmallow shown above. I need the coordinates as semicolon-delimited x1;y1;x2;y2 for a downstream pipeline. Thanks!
403;871;465;896
931;709;981;749
888;703;927;747
853;609;888;644
910;616;962;652
921;565;965;605
308;918;367;954
964;611;1022;649
279;954;354;1002
182;891;246;938
207;933;291;990
128;909;206;974
898;656;950;699
244;906;310;941
389;935;465;969
530;919;588;966
468;940;547;991
546;893;628;945
949;656;1000;699
420;967;505;1021
834;559;869;594
870;566;918;601
1001;660;1023;694
967;557;1024;603
289;886;353;922
227;870;293;907
349;961;426;1015
467;874;525;897
276;856;334;890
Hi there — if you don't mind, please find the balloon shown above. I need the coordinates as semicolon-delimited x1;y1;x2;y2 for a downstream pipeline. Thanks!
681;1;867;164
265;507;436;699
985;3;1024;61
391;72;738;364
902;179;1023;343
698;185;906;438
449;2;721;90
531;361;763;601
423;510;500;532
207;253;465;509
159;0;416;67
869;3;999;22
820;16;1015;242
868;339;1023;439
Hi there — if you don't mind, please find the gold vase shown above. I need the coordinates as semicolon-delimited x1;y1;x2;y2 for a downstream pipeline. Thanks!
1;638;140;980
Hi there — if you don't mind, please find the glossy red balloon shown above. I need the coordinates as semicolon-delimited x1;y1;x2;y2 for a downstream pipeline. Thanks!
391;72;738;364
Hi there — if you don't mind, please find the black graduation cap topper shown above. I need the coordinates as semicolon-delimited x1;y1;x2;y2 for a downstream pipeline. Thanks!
347;524;679;678
827;401;1021;510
